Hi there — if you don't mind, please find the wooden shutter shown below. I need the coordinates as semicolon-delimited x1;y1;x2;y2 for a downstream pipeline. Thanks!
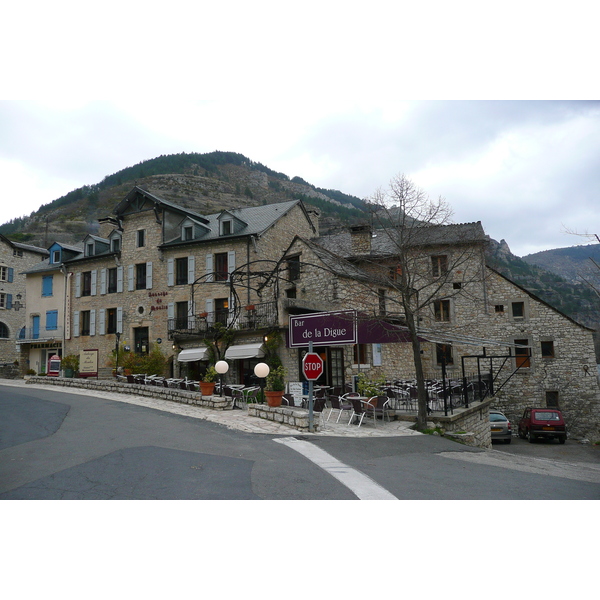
98;308;106;335
188;255;195;284
167;258;174;287
146;262;152;289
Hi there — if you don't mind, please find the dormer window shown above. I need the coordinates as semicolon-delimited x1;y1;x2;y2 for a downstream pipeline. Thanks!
52;250;61;264
87;243;94;257
183;226;194;241
111;237;120;253
220;219;233;236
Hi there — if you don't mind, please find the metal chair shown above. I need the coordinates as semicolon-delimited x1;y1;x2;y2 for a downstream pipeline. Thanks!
328;392;357;423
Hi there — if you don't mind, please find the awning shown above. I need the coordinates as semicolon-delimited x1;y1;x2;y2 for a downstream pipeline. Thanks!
177;347;209;362
356;319;413;344
225;343;265;360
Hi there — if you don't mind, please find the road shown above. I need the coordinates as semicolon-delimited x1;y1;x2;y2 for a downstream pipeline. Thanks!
1;382;599;500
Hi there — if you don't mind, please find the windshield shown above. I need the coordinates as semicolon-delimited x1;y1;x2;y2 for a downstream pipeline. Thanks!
533;411;560;421
490;413;507;422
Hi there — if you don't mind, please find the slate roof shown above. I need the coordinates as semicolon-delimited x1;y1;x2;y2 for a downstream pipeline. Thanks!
318;221;488;258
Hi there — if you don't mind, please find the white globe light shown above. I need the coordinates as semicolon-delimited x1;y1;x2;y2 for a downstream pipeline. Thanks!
215;360;229;374
254;362;270;378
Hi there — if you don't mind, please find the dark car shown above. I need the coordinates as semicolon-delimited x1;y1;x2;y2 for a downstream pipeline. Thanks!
490;410;512;443
518;408;567;444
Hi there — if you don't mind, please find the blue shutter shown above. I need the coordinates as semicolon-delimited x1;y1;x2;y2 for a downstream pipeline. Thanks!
46;310;58;330
7;268;13;282
6;294;12;309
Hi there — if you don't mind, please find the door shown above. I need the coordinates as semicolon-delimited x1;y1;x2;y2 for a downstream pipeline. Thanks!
134;327;149;354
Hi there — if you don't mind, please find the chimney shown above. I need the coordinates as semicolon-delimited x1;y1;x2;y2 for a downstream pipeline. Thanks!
350;224;372;255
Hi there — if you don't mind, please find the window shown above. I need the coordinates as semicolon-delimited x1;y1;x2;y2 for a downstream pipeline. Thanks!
514;339;530;368
42;275;54;297
137;229;145;248
80;310;91;336
106;308;117;334
111;237;120;253
288;255;301;281
285;287;297;298
0;293;8;309
52;250;61;263
0;266;10;282
495;305;504;313
82;271;92;296
87;243;94;257
512;301;525;319
13;249;23;257
389;264;402;281
46;310;58;330
434;299;451;322
175;301;189;329
431;255;448;277
546;391;559;408
541;340;555;358
0;322;8;338
107;268;118;294
183;226;194;241
436;343;453;365
353;344;367;365
214;298;229;325
214;253;229;282
221;220;232;235
176;257;188;285
136;263;147;290
453;282;462;290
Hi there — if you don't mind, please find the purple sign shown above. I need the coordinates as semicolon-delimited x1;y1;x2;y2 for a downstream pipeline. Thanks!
289;310;357;347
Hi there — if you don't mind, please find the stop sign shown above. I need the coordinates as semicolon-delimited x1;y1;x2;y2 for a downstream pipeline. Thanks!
302;352;324;381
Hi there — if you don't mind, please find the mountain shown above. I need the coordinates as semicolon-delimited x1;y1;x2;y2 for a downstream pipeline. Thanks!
2;151;598;337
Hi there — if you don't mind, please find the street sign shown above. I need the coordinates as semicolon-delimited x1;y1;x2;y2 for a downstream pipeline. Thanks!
302;352;324;381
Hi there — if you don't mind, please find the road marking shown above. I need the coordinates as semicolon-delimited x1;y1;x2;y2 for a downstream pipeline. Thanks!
274;436;398;499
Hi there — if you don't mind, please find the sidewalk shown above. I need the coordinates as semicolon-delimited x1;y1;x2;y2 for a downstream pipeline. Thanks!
1;378;423;438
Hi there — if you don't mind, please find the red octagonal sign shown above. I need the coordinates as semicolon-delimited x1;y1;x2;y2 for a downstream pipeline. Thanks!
302;352;324;381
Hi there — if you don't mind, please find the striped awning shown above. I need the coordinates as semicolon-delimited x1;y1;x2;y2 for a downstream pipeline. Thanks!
225;343;265;360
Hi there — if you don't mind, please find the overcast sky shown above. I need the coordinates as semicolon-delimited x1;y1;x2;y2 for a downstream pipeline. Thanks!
2;2;598;258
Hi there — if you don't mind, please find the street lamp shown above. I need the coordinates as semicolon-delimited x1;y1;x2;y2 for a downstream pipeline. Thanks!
215;360;229;398
254;362;270;404
114;332;121;377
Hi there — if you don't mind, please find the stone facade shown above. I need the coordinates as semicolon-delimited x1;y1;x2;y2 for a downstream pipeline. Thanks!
0;235;48;366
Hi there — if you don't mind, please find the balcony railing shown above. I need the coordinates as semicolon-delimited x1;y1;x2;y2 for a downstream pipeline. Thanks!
168;301;278;337
17;326;64;343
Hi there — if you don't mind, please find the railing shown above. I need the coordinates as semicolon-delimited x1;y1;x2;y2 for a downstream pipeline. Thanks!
17;326;64;343
168;301;278;337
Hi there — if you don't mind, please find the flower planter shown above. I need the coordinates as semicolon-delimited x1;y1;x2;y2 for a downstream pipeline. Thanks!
265;390;284;407
200;382;216;397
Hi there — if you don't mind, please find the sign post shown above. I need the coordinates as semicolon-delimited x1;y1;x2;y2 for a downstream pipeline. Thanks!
302;345;324;432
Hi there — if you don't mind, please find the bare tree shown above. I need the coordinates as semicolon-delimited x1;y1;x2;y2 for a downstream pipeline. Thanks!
361;174;488;430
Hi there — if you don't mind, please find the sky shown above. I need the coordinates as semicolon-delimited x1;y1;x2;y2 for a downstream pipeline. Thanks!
1;2;599;258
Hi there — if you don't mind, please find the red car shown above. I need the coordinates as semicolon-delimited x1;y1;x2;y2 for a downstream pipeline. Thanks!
518;408;567;444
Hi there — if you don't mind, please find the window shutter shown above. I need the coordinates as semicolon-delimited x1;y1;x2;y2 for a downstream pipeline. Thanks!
167;258;174;287
117;307;123;334
188;256;195;284
168;302;174;320
146;261;152;289
8;268;13;282
228;250;235;281
205;299;214;324
117;266;124;293
128;265;134;291
90;309;96;336
74;311;80;337
206;254;213;282
6;294;12;309
91;270;97;296
75;272;81;297
98;309;106;335
100;269;107;295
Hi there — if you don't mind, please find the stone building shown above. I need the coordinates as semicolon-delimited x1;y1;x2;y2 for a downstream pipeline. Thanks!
0;234;48;368
62;186;319;381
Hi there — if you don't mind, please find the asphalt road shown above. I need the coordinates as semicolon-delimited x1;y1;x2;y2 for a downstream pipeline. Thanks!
1;383;599;500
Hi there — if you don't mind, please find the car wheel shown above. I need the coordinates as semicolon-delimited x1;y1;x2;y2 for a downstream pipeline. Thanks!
504;438;511;444
518;429;526;439
559;436;566;444
528;430;536;443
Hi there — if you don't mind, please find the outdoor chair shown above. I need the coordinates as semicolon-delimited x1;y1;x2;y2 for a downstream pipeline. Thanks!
328;392;357;423
282;393;295;407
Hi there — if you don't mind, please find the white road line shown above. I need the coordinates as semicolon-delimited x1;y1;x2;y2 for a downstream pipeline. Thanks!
274;436;398;500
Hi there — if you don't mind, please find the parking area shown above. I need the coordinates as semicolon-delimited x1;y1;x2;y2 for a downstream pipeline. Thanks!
492;435;600;463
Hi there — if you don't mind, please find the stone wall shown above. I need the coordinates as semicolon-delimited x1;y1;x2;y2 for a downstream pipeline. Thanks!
248;404;319;432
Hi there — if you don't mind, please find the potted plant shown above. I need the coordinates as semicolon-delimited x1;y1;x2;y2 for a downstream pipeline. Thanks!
200;365;218;396
265;365;286;407
356;373;384;398
62;354;79;378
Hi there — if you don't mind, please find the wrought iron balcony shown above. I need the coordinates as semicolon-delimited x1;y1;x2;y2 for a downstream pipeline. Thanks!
168;301;278;337
17;326;64;343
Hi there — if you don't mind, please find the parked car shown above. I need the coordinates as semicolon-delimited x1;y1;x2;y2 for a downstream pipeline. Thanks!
518;408;567;444
490;410;512;443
